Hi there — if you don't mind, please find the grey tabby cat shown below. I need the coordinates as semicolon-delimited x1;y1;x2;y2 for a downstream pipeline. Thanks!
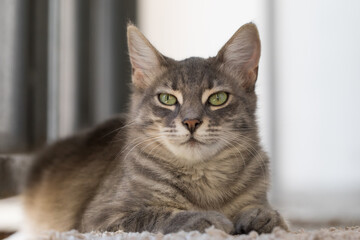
0;23;287;236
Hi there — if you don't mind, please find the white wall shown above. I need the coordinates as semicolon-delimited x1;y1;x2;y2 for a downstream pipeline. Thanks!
275;0;360;221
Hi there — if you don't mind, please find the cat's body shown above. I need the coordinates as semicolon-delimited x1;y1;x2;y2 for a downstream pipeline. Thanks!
23;117;125;233
1;23;287;236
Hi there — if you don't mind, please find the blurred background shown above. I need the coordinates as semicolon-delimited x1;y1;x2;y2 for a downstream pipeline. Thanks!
1;0;360;236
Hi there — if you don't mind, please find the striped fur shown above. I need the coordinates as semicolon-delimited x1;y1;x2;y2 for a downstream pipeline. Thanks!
18;23;287;235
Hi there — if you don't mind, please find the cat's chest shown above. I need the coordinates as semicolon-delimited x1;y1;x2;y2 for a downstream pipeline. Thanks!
176;162;241;209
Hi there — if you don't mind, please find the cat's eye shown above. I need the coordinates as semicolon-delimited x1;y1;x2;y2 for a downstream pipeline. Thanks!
159;93;177;105
208;92;228;106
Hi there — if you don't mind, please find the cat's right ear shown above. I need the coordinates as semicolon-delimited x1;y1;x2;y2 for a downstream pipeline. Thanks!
127;24;165;89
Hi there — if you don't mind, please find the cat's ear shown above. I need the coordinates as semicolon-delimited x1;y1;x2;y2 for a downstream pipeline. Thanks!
127;24;166;89
216;23;261;92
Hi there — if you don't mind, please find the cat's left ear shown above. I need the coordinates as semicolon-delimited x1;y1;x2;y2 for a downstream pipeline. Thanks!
127;24;166;89
216;23;261;92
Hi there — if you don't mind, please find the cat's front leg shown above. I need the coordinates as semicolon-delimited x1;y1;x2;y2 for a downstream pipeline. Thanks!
233;206;288;234
162;211;234;234
104;209;234;234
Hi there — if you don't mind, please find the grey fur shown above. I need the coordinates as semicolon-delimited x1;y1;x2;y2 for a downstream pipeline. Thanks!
234;207;284;234
163;211;233;234
1;23;288;235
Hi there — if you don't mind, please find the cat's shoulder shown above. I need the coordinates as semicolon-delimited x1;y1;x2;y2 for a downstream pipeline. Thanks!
84;114;127;146
27;115;127;182
36;114;127;159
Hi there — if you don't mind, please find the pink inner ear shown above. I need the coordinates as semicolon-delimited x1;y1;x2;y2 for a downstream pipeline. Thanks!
244;45;260;84
246;42;260;67
132;68;146;88
133;69;143;79
242;66;258;92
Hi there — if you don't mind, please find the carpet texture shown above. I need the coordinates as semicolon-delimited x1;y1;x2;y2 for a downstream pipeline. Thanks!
30;226;360;240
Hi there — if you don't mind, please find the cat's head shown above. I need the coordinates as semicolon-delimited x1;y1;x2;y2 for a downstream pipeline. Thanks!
126;23;261;164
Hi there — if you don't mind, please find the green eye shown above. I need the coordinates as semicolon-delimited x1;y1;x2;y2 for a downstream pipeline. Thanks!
208;92;228;106
159;93;177;105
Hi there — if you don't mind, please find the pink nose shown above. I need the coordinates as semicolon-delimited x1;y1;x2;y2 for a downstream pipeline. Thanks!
182;119;202;133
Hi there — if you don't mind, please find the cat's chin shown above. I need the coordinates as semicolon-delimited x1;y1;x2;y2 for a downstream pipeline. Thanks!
162;140;222;164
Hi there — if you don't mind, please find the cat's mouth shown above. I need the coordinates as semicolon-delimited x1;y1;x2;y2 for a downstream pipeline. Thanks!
181;136;205;147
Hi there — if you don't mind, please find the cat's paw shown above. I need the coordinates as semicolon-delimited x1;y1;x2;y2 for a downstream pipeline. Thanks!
234;207;287;234
163;211;234;234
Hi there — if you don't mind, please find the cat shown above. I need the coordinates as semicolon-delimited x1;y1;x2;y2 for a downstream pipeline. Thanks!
0;23;288;236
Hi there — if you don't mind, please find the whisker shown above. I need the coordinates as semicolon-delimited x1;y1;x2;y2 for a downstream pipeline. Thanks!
216;136;246;169
224;136;267;185
122;136;164;162
100;120;137;139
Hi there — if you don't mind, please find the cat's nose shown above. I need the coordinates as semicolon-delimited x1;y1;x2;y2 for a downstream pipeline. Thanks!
182;118;202;134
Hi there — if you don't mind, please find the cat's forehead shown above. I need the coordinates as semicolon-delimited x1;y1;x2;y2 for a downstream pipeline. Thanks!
162;57;218;91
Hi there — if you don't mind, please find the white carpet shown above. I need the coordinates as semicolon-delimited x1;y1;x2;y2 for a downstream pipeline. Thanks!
9;226;358;240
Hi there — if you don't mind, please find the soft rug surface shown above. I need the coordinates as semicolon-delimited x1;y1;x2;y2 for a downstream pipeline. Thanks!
23;226;360;240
